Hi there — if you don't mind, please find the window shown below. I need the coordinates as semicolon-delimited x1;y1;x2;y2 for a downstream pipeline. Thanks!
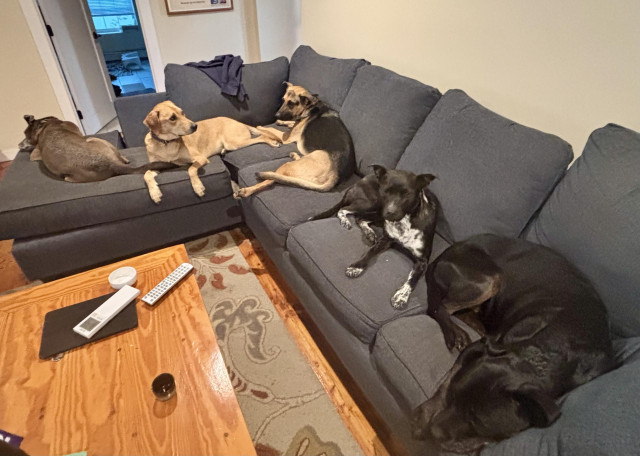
87;0;138;34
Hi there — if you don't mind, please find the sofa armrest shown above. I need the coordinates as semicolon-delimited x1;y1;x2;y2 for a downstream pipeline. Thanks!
88;130;125;149
114;91;167;148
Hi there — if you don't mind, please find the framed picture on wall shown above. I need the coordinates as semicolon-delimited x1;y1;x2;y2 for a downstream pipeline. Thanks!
165;0;233;15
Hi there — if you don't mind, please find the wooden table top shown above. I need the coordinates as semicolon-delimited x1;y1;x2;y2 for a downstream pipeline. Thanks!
0;245;256;456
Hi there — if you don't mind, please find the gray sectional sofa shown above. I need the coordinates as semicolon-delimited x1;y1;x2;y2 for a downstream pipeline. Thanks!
2;45;639;455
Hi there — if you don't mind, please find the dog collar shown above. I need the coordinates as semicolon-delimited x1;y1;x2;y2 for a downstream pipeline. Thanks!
151;132;179;145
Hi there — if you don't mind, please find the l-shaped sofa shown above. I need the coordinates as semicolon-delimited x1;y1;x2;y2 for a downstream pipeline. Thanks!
1;45;639;455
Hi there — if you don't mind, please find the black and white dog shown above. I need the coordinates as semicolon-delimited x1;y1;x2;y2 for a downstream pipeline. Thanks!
343;165;439;309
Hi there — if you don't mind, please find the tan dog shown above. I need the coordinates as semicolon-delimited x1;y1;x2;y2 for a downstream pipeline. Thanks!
233;83;356;198
143;100;281;203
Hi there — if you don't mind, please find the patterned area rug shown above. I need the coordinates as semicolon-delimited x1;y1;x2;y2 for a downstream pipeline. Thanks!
186;231;363;456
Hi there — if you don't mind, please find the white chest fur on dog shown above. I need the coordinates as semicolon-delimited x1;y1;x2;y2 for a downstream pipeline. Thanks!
385;215;425;257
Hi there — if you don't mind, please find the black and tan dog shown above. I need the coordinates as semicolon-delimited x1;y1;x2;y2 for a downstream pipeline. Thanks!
344;166;439;309
19;115;174;182
233;83;355;198
413;234;617;453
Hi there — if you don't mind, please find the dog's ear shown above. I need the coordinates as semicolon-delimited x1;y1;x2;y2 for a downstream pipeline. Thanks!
24;115;35;124
299;94;313;106
143;110;160;131
416;173;437;189
283;81;293;88
512;386;561;428
371;164;387;180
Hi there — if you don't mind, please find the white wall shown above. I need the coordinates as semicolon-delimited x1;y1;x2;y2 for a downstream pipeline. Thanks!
301;0;640;155
257;0;301;62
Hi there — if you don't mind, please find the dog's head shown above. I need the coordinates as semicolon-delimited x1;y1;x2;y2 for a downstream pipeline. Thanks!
275;83;319;121
144;101;197;139
412;345;561;453
19;114;55;151
372;165;436;222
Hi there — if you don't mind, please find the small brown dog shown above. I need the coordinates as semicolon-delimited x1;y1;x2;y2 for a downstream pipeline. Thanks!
143;100;281;203
233;83;355;198
20;115;173;182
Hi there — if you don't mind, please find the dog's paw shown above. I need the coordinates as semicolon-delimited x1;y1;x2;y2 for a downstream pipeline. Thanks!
149;187;163;204
391;285;411;309
193;182;206;197
269;140;281;148
444;326;472;351
340;218;353;230
364;230;378;245
233;188;248;199
345;266;364;278
289;152;301;160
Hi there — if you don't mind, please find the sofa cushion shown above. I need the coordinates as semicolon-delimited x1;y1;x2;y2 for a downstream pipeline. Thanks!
114;91;168;148
526;124;640;338
397;89;573;242
340;65;441;174
289;45;369;110
221;123;298;180
0;148;232;239
237;158;359;247
372;315;480;412
286;218;451;343
482;337;640;456
164;56;289;126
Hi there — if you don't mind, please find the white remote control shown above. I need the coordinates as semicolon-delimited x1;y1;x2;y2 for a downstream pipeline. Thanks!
141;263;194;306
73;285;140;339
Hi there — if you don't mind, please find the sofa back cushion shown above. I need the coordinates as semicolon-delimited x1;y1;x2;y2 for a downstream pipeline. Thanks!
289;45;368;110
164;56;289;126
526;124;640;337
340;65;441;174
397;89;573;241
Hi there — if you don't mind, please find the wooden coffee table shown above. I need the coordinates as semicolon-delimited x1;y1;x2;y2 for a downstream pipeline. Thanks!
0;245;256;456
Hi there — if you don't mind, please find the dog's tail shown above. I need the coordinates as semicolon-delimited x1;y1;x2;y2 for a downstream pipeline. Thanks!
113;161;180;175
256;171;337;192
308;197;346;221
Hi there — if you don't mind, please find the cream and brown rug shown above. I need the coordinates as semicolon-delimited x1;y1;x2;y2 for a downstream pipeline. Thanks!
186;231;363;456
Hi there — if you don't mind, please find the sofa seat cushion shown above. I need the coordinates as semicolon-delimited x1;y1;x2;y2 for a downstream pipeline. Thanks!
526;124;640;338
289;45;369;111
340;65;441;174
0;148;232;239
286;218;451;343
164;56;289;126
397;89;573;242
371;315;480;412
482;337;640;456
221;123;299;178
237;158;360;247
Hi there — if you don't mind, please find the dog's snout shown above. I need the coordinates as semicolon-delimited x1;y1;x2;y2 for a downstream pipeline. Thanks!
275;111;282;120
191;123;198;132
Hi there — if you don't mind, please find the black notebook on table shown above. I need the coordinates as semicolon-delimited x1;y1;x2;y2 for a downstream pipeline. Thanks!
39;292;138;360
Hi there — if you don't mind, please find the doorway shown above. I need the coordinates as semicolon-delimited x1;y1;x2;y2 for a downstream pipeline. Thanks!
85;0;156;97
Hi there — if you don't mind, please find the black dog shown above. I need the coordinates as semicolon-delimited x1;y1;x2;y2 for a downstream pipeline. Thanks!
414;234;617;453
310;171;381;244
344;166;439;309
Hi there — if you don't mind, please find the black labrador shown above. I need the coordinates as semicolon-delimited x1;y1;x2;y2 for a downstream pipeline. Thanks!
414;234;617;453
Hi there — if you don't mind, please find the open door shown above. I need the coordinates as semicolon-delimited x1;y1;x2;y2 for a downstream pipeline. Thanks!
37;0;116;134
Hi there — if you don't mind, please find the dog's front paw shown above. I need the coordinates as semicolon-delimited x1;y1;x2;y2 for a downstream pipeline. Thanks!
340;218;352;230
345;266;364;278
364;230;377;245
289;152;301;160
233;188;248;199
391;284;411;309
444;326;472;351
149;187;163;204
193;182;206;197
269;140;281;148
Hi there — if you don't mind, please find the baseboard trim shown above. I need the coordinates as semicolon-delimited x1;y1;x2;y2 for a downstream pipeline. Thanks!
0;147;19;162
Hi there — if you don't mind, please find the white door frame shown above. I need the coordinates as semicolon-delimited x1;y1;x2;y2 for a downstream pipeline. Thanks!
18;0;165;128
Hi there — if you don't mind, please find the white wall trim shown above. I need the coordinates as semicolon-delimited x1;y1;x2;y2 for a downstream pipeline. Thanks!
0;148;20;162
18;0;81;126
135;0;165;92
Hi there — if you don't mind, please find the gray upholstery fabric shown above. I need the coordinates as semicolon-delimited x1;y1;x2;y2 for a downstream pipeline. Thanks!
0;148;232;239
114;91;168;148
12;197;242;280
372;315;480;411
340;65;441;174
397;89;573;242
526;124;640;338
221;123;298;180
89;130;125;149
237;158;360;246
164;57;289;126
482;337;640;456
286;218;451;343
289;45;369;110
